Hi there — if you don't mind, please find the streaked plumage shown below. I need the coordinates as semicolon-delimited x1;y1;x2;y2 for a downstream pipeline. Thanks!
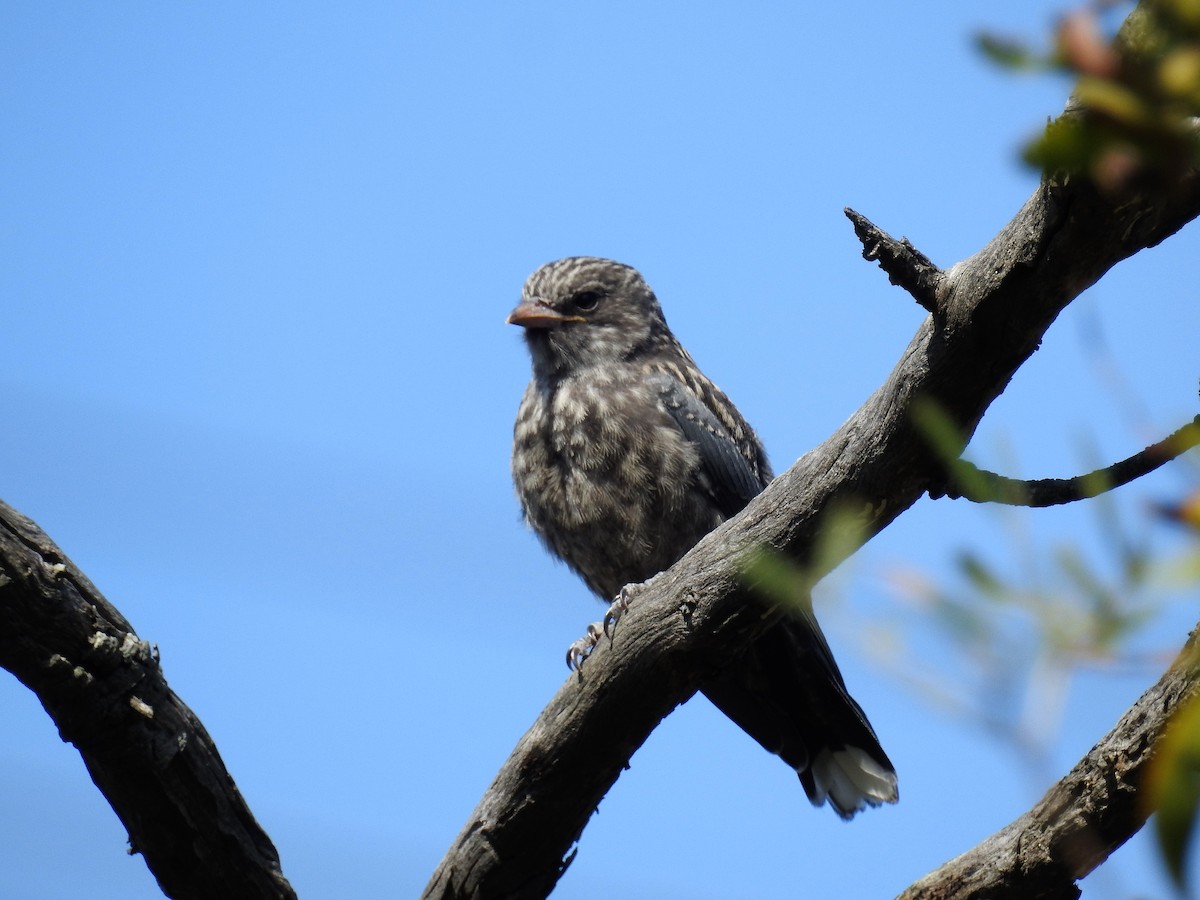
509;256;897;818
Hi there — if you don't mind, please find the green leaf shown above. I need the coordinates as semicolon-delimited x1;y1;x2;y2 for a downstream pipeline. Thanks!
1023;116;1100;173
956;550;1007;601
975;32;1045;70
1147;682;1200;889
1159;47;1200;102
910;397;1008;501
910;397;967;461
740;547;815;617
1075;75;1156;124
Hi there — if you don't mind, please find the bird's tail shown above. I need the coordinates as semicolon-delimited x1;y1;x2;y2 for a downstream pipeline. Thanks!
701;610;898;819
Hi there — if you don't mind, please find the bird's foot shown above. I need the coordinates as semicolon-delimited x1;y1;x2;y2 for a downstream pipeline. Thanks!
602;586;634;639
566;622;603;671
565;587;635;671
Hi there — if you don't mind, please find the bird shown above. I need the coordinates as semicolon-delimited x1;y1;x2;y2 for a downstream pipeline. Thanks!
508;256;897;819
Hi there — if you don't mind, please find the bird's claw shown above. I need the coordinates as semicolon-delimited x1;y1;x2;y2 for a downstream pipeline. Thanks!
565;588;634;671
566;622;603;671
603;587;633;639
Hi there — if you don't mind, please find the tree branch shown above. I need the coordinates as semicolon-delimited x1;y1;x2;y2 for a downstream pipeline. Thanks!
931;415;1200;507
424;150;1200;895
0;500;296;900
845;207;945;316
898;625;1200;900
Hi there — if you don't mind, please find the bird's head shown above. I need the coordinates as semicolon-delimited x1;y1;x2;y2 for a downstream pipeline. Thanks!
508;257;672;376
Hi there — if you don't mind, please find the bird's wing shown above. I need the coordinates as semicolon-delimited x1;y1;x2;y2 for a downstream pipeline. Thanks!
646;373;897;818
646;371;765;518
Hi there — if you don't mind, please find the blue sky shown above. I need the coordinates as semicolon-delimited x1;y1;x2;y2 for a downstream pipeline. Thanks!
2;3;1198;898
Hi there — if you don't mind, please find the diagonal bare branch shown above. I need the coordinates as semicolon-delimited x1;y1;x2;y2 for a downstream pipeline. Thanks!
0;500;296;900
423;156;1200;896
898;626;1200;900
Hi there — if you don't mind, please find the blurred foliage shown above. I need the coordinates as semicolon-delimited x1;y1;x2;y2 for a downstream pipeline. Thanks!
883;464;1200;889
903;395;1200;889
756;4;1200;885
977;2;1200;881
1144;492;1200;892
743;499;873;618
902;369;1200;885
979;0;1200;189
1145;642;1200;890
886;470;1178;730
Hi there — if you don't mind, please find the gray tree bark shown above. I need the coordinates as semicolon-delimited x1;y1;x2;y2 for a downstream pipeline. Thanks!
423;159;1200;899
899;630;1200;899
0;501;296;900
3;6;1198;899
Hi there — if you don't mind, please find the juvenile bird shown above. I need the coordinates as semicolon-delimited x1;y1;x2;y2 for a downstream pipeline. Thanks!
509;256;897;818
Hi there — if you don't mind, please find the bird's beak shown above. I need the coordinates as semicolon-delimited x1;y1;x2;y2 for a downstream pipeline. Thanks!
506;300;585;329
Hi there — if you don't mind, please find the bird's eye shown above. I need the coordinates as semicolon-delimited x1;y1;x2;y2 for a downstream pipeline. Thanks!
572;290;602;313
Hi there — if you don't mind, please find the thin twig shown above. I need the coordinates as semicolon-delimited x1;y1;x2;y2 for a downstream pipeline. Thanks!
933;416;1200;507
